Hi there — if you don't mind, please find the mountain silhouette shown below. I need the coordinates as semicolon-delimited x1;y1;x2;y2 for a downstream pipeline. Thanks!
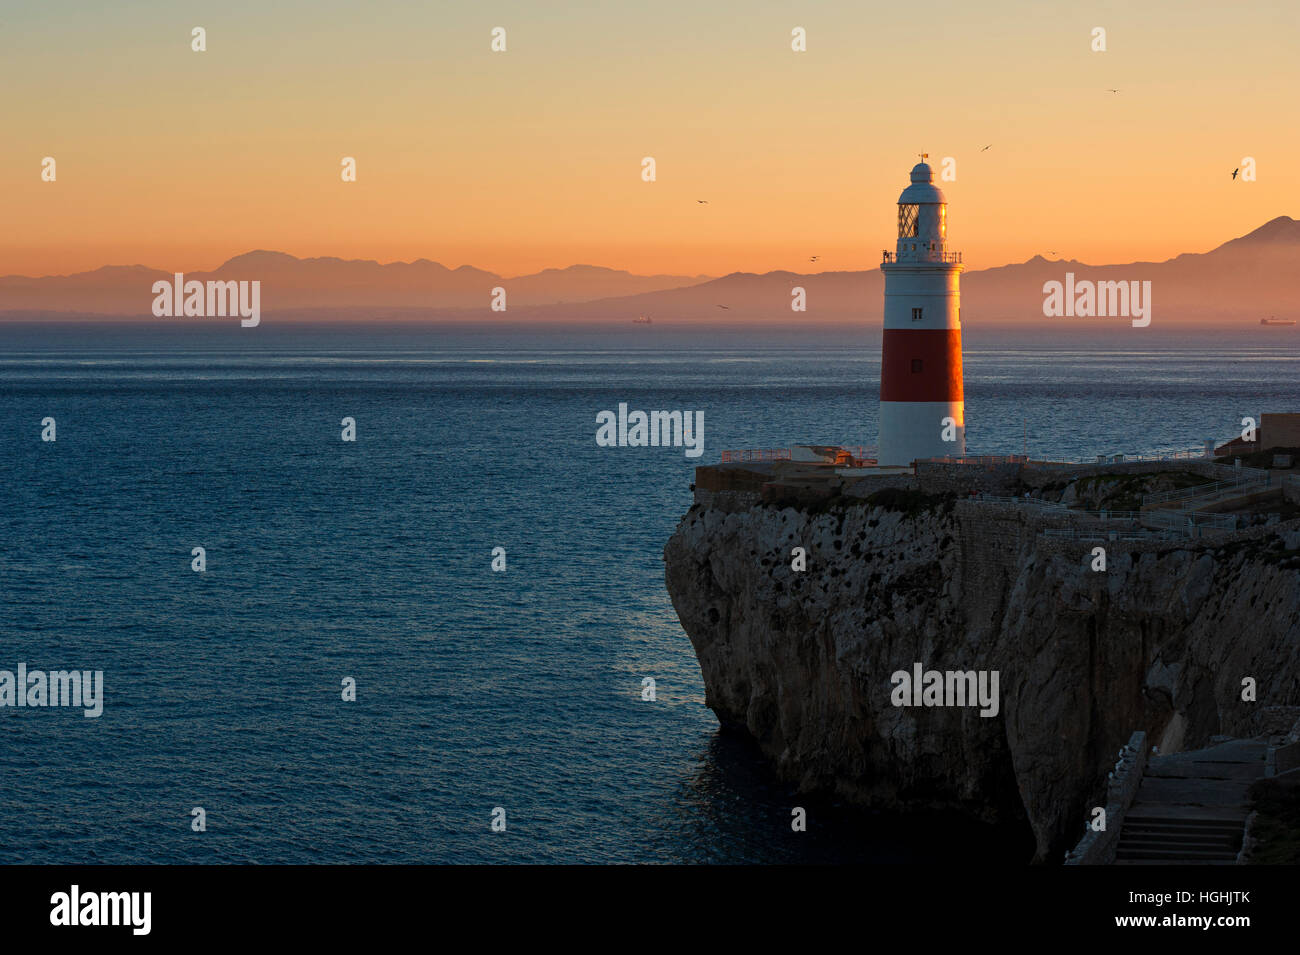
0;254;710;315
514;217;1300;326
2;218;1297;325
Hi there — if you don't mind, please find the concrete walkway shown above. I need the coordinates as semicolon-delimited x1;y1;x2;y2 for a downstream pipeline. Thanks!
1114;740;1267;864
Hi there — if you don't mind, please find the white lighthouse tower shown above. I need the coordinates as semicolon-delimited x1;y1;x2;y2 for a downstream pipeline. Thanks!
877;155;965;466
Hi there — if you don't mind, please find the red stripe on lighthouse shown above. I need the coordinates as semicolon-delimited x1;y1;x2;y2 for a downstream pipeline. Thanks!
880;328;964;403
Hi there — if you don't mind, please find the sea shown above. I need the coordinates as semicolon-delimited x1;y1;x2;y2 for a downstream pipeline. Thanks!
1;320;1297;864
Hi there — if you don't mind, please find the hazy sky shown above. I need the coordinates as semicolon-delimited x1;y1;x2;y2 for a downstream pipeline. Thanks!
4;0;1296;277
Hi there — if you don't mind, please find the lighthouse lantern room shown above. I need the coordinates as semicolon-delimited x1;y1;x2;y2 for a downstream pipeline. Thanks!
877;155;965;466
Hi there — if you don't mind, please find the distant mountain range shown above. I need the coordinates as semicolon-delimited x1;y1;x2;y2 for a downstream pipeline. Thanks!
3;217;1299;325
0;254;711;314
514;216;1300;326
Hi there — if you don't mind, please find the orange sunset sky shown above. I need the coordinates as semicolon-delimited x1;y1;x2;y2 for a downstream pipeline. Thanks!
3;0;1297;278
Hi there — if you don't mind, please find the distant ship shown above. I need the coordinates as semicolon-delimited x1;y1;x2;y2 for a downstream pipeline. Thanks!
1260;317;1296;326
633;315;652;324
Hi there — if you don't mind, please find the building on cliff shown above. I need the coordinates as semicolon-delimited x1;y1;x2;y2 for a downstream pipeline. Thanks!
1214;412;1300;458
878;156;965;467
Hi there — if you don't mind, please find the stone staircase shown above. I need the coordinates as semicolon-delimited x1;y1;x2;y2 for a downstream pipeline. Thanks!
1113;740;1267;865
1115;813;1244;863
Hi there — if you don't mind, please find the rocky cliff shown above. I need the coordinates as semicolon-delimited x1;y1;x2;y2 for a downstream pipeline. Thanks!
664;492;1300;862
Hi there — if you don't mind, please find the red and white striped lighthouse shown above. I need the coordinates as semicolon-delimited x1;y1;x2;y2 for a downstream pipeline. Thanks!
877;156;964;466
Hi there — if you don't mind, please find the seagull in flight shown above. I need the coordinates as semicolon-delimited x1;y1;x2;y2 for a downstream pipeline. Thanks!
715;304;730;310
1232;167;1239;180
1107;88;1121;93
697;199;708;204
809;255;820;262
980;144;992;152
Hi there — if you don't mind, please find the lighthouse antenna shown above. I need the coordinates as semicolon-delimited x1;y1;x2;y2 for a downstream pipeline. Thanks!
918;152;929;162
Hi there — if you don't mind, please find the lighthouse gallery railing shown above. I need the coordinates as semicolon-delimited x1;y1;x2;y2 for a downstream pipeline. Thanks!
881;250;962;264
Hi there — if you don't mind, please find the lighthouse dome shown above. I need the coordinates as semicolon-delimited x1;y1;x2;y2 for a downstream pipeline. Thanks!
898;162;946;205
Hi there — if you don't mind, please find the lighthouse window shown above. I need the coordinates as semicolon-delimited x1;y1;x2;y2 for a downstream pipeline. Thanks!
898;204;919;238
911;359;923;373
911;307;924;322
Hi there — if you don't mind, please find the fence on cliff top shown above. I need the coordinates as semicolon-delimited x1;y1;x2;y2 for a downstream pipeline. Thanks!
720;447;879;466
976;494;1144;522
1024;448;1211;468
719;449;791;463
1042;528;1174;543
920;454;1026;465
974;493;1238;538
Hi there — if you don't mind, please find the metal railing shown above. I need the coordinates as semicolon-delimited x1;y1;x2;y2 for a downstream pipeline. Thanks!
719;449;791;463
1118;448;1212;462
1026;449;1210;467
973;494;1237;537
1042;527;1175;542
834;446;875;463
1163;483;1269;511
1202;461;1270;482
920;455;1027;466
1143;510;1238;531
881;250;962;265
719;446;880;466
975;495;1143;521
976;494;1068;510
1142;473;1270;508
1142;477;1256;507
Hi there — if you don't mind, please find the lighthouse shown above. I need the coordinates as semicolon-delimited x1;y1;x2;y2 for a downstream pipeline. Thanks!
877;156;965;466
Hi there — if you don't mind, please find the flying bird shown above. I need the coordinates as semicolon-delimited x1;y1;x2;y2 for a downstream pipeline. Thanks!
715;304;730;310
697;199;708;204
980;144;991;152
809;256;820;262
1107;88;1121;93
1232;168;1239;180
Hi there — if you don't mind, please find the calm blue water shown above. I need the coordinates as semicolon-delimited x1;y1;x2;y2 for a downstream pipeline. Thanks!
1;321;1297;864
